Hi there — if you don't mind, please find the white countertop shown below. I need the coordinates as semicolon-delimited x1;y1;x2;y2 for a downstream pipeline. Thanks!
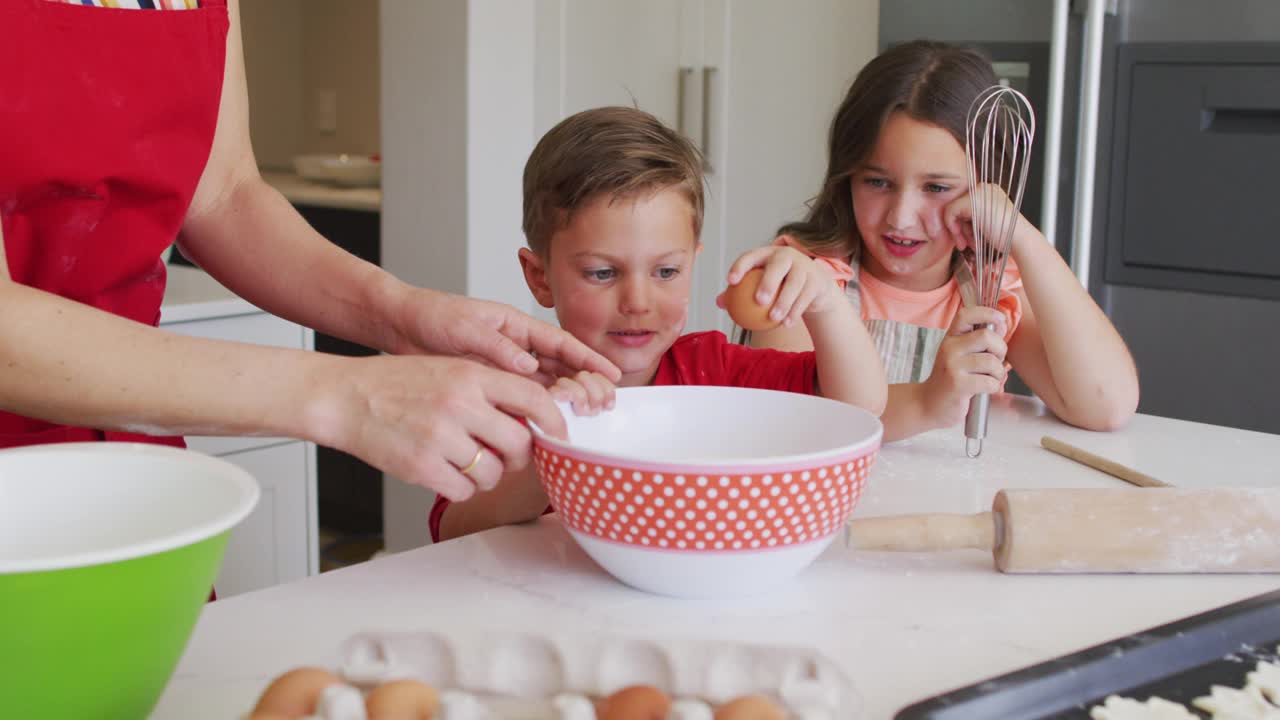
261;171;382;212
153;396;1280;719
160;266;262;324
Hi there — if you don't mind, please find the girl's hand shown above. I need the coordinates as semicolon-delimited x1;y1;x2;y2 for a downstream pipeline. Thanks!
549;371;617;417
717;246;842;328
943;183;1038;256
920;306;1009;429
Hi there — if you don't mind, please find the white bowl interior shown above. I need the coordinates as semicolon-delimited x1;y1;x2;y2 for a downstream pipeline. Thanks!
0;443;259;573
538;386;881;465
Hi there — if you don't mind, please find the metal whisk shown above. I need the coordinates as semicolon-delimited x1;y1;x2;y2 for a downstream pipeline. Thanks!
962;85;1035;458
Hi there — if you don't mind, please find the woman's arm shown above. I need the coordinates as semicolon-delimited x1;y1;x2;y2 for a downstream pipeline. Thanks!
180;1;620;379
0;234;564;501
0;229;311;441
179;0;404;353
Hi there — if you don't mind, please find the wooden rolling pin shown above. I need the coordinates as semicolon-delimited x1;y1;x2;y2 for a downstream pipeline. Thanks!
1040;436;1171;488
847;488;1280;573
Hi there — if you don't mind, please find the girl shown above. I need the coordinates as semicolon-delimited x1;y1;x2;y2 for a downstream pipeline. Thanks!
746;40;1138;442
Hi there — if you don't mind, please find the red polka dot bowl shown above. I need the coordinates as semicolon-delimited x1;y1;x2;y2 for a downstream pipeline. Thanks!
530;386;882;598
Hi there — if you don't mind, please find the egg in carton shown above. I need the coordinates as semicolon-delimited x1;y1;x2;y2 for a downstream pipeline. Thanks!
333;628;860;718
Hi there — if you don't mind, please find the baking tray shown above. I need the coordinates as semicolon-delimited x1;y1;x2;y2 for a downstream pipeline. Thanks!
895;588;1280;719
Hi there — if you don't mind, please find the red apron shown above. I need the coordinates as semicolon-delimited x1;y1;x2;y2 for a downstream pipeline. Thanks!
0;0;229;450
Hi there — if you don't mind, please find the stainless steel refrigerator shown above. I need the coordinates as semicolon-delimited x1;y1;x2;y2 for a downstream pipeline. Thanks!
881;0;1280;434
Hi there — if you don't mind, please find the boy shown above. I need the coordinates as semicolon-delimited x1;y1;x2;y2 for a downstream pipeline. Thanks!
432;106;885;541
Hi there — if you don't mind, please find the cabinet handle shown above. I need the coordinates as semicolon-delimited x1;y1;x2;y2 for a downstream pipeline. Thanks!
677;67;694;135
702;66;717;173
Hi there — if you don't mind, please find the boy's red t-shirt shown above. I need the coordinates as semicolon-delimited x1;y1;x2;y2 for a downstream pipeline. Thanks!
428;331;816;542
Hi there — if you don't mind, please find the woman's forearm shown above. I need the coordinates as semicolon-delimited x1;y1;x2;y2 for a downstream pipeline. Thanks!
179;174;415;354
0;280;335;438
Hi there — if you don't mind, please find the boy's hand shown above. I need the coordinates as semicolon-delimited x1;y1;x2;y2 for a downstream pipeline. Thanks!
549;371;617;416
921;306;1009;428
718;246;842;328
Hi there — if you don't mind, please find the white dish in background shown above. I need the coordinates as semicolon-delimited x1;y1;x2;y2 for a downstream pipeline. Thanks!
292;153;381;187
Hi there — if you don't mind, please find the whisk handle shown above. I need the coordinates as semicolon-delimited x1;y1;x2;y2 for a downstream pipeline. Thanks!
965;392;990;443
962;321;996;457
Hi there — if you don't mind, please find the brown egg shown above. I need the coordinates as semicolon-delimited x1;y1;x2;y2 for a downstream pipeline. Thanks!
714;694;788;720
252;667;343;717
365;678;440;720
724;268;780;332
597;684;672;720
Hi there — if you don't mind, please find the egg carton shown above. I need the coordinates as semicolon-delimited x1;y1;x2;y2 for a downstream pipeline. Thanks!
335;628;861;719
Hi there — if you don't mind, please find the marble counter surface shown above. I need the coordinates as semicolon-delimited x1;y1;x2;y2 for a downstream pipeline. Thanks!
153;395;1280;718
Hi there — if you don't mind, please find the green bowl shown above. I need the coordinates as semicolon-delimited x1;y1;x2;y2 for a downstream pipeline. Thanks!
0;443;259;719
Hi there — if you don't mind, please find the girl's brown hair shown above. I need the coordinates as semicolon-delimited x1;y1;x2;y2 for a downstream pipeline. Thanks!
522;106;706;256
779;40;997;259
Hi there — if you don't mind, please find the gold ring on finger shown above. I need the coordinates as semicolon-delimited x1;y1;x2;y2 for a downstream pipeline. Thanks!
458;448;484;478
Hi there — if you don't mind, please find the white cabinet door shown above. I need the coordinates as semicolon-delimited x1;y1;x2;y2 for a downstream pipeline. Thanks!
538;1;880;334
703;0;880;334
213;441;318;597
527;0;692;332
553;0;685;127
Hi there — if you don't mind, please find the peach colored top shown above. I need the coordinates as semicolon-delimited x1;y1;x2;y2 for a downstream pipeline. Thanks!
778;235;1024;341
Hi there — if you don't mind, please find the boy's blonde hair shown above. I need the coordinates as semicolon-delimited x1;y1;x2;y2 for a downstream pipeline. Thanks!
522;106;706;256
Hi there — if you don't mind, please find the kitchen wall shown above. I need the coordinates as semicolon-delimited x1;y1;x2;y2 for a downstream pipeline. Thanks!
240;0;381;171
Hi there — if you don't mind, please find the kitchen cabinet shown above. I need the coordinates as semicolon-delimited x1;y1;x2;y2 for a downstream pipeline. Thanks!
161;266;319;597
205;441;315;595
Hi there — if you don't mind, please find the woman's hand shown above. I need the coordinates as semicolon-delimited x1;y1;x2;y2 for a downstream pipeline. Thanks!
920;306;1009;429
393;289;621;386
304;353;569;502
